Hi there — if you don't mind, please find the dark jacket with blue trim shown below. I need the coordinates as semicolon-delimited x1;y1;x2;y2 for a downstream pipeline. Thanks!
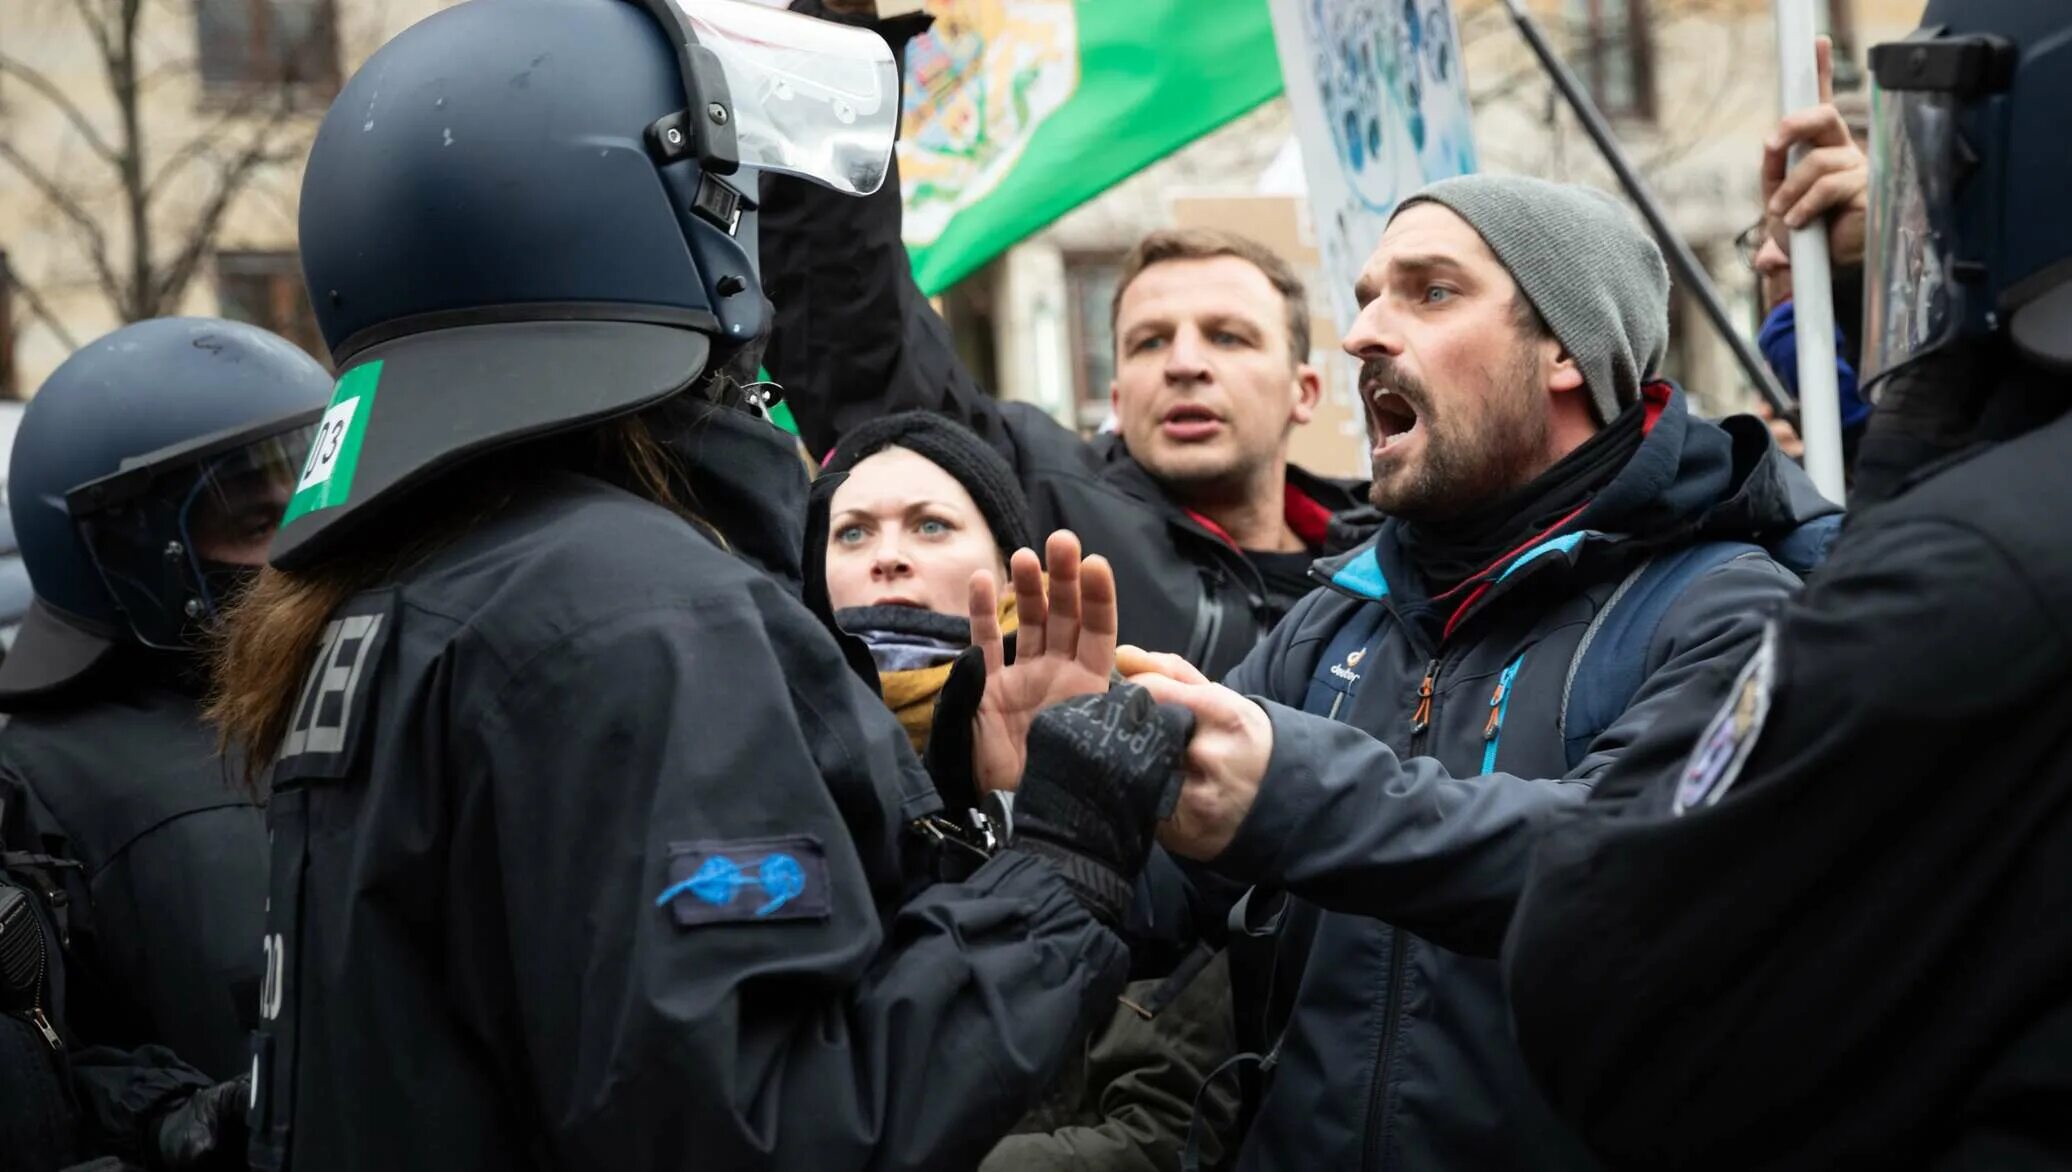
246;406;1129;1172
1207;388;1839;1172
1504;395;2072;1169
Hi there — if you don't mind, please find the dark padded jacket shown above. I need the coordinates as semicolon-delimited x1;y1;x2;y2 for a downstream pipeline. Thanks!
0;770;221;1169
1207;387;1839;1171
1505;394;2072;1170
761;162;1366;682
0;662;266;1080
248;406;1129;1172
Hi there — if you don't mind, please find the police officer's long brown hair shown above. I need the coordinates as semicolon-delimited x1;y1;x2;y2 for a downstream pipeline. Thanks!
208;408;708;787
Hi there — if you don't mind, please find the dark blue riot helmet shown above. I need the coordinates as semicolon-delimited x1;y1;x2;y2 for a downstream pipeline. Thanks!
273;0;897;570
0;318;330;699
1860;0;2072;400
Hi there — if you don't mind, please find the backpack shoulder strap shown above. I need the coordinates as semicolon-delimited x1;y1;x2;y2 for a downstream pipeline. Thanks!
1559;541;1766;769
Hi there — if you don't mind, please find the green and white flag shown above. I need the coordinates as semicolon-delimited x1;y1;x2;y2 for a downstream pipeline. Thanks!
898;0;1285;294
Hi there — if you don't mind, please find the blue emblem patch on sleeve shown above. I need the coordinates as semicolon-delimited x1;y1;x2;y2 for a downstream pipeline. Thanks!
1673;622;1778;816
655;836;830;926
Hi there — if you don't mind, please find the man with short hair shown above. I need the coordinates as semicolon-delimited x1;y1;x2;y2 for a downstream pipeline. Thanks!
1111;174;1841;1169
763;119;1362;683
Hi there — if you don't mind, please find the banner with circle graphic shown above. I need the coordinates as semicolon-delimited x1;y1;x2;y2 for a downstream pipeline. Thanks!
1267;0;1478;334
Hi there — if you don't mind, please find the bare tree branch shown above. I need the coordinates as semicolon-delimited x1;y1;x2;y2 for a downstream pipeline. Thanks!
66;0;117;80
240;170;304;226
137;53;200;92
0;141;123;305
0;54;122;165
145;80;293;203
149;97;308;315
8;272;82;352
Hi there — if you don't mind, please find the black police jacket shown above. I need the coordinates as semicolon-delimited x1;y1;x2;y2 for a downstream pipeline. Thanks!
0;661;265;1080
0;757;222;1168
1504;398;2072;1169
249;409;1129;1172
761;164;1368;682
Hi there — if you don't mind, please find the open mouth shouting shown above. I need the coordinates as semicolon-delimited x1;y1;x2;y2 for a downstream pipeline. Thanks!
1160;402;1226;443
1363;378;1425;463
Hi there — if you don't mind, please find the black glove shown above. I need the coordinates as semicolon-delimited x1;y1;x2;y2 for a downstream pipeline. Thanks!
1012;684;1193;927
921;642;990;822
150;1074;247;1172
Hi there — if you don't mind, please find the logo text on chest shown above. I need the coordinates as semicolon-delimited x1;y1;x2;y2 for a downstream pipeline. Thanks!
279;612;385;762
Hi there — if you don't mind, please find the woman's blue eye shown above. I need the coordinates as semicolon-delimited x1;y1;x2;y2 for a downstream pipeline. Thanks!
916;518;950;537
835;525;867;545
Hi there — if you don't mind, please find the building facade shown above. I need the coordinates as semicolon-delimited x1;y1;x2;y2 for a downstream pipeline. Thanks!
5;0;1922;462
0;0;447;395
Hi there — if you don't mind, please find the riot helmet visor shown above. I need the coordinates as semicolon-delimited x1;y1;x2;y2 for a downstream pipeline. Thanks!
1861;84;1964;399
70;411;317;649
639;0;899;196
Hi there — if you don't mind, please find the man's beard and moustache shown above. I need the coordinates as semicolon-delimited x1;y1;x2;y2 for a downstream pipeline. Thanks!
1362;343;1551;523
1365;345;1646;593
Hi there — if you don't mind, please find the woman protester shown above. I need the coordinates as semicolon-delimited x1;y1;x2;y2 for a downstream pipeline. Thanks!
204;2;1187;1169
813;410;1240;1172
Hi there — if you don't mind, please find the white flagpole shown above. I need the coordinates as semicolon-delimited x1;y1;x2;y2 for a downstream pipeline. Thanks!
1774;0;1847;503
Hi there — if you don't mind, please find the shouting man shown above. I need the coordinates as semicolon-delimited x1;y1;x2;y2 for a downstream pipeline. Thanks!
1119;175;1839;1170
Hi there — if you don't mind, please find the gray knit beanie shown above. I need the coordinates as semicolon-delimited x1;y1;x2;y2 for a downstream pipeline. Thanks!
1392;175;1670;425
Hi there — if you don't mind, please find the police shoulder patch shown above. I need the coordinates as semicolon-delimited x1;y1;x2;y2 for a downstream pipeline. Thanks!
656;836;831;926
1673;621;1778;816
274;591;395;784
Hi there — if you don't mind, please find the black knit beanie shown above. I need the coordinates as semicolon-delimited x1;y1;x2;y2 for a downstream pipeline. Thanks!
820;412;1038;557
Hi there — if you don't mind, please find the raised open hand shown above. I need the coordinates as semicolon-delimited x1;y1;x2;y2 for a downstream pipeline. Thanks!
969;530;1118;793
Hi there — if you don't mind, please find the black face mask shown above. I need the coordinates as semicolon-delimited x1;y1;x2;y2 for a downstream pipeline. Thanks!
71;419;312;652
196;560;261;624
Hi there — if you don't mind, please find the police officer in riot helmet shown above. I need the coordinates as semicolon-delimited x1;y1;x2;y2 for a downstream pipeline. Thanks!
207;2;1186;1169
0;315;324;1170
1500;3;2072;1167
0;316;326;1083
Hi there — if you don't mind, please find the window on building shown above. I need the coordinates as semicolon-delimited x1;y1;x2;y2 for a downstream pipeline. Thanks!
196;0;341;98
1063;253;1124;433
938;267;1002;404
0;251;17;402
1566;0;1656;122
216;251;325;362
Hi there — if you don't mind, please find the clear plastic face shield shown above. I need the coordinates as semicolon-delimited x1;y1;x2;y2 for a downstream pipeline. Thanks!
68;411;318;649
1861;87;1963;399
635;0;899;197
1861;29;2016;401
